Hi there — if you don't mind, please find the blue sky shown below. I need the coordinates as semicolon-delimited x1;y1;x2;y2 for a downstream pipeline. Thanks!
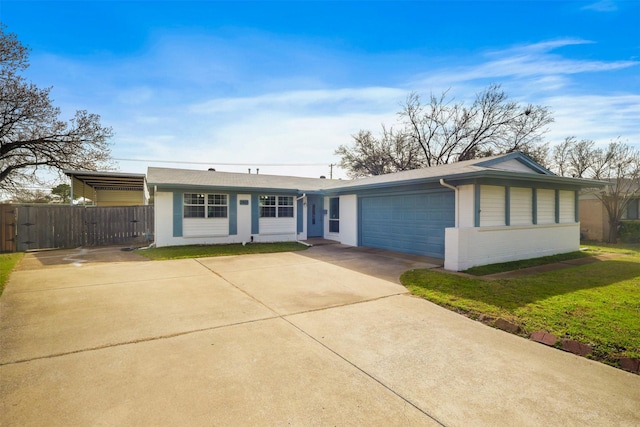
1;0;639;180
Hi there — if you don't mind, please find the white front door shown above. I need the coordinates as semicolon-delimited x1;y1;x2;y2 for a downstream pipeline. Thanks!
237;194;252;242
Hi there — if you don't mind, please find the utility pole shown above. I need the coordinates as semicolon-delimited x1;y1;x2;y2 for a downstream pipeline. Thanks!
329;164;335;179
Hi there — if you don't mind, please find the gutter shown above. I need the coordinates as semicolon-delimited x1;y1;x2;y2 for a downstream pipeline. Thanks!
439;179;459;228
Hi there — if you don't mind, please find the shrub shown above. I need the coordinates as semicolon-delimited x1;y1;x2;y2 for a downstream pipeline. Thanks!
618;221;640;243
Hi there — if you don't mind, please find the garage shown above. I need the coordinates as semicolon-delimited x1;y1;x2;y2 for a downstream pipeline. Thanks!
359;191;455;258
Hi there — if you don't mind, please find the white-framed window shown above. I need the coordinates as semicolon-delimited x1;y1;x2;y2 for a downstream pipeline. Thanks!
260;195;294;218
329;197;339;232
183;193;228;218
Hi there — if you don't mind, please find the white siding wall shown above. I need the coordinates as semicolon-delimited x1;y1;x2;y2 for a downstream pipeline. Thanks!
254;194;298;243
154;190;299;247
259;217;296;235
154;191;240;247
537;189;555;224
458;184;475;227
559;190;575;223
154;191;174;247
510;187;533;226
445;223;580;271
480;185;505;227
339;194;358;246
320;195;357;246
183;218;228;237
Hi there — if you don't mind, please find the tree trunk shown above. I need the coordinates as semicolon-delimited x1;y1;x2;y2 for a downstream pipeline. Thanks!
607;219;619;243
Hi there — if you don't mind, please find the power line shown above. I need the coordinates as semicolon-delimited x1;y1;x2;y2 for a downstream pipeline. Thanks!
113;158;329;167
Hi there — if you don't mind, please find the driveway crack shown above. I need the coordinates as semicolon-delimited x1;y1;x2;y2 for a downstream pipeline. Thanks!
281;314;447;426
0;315;279;366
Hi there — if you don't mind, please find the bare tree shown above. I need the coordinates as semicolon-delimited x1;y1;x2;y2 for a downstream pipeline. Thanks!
7;188;52;203
0;25;113;194
520;141;551;169
336;84;553;176
551;137;596;178
401;84;553;165
551;138;640;243
336;126;424;178
590;142;640;243
551;137;573;177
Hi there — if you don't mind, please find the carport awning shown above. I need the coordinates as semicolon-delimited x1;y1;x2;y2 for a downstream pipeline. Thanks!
64;170;147;191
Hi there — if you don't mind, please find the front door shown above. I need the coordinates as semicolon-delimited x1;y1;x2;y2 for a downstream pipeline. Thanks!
307;195;323;237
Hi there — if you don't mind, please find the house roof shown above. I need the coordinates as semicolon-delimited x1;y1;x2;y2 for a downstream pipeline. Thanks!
147;152;608;193
325;152;607;192
147;167;339;192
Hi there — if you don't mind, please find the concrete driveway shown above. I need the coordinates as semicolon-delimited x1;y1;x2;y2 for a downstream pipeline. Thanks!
1;245;638;426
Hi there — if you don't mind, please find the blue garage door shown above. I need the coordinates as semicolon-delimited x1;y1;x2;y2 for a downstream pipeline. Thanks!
360;191;455;258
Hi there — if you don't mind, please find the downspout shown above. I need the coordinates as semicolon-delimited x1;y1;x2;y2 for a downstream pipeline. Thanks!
295;193;312;245
152;185;158;247
439;179;459;228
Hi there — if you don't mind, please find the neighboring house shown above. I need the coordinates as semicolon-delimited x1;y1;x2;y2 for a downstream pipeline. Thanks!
579;187;640;242
65;170;149;206
579;192;609;241
147;152;605;271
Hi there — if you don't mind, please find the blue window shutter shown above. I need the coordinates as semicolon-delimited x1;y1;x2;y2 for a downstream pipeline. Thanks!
251;194;259;234
574;190;579;223
229;194;237;235
532;188;538;225
297;198;303;233
505;186;511;226
555;189;560;223
173;192;183;237
474;184;481;227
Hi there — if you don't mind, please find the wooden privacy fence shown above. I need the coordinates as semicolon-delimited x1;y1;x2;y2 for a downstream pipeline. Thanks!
0;204;154;252
0;204;17;252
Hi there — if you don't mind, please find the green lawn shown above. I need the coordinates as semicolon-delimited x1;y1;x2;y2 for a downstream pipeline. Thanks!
0;252;23;296
463;250;593;276
137;242;309;260
401;245;640;367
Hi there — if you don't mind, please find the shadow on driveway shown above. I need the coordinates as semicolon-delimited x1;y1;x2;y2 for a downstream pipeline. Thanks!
298;241;443;284
16;246;149;270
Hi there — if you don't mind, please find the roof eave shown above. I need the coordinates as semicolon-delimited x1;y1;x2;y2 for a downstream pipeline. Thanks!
444;170;610;187
324;170;609;193
64;170;147;179
147;182;319;194
148;168;609;195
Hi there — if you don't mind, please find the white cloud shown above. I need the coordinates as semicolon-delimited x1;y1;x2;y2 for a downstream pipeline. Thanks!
25;31;640;180
544;94;640;146
415;39;637;90
116;86;154;105
190;87;406;115
582;1;618;12
112;107;398;179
